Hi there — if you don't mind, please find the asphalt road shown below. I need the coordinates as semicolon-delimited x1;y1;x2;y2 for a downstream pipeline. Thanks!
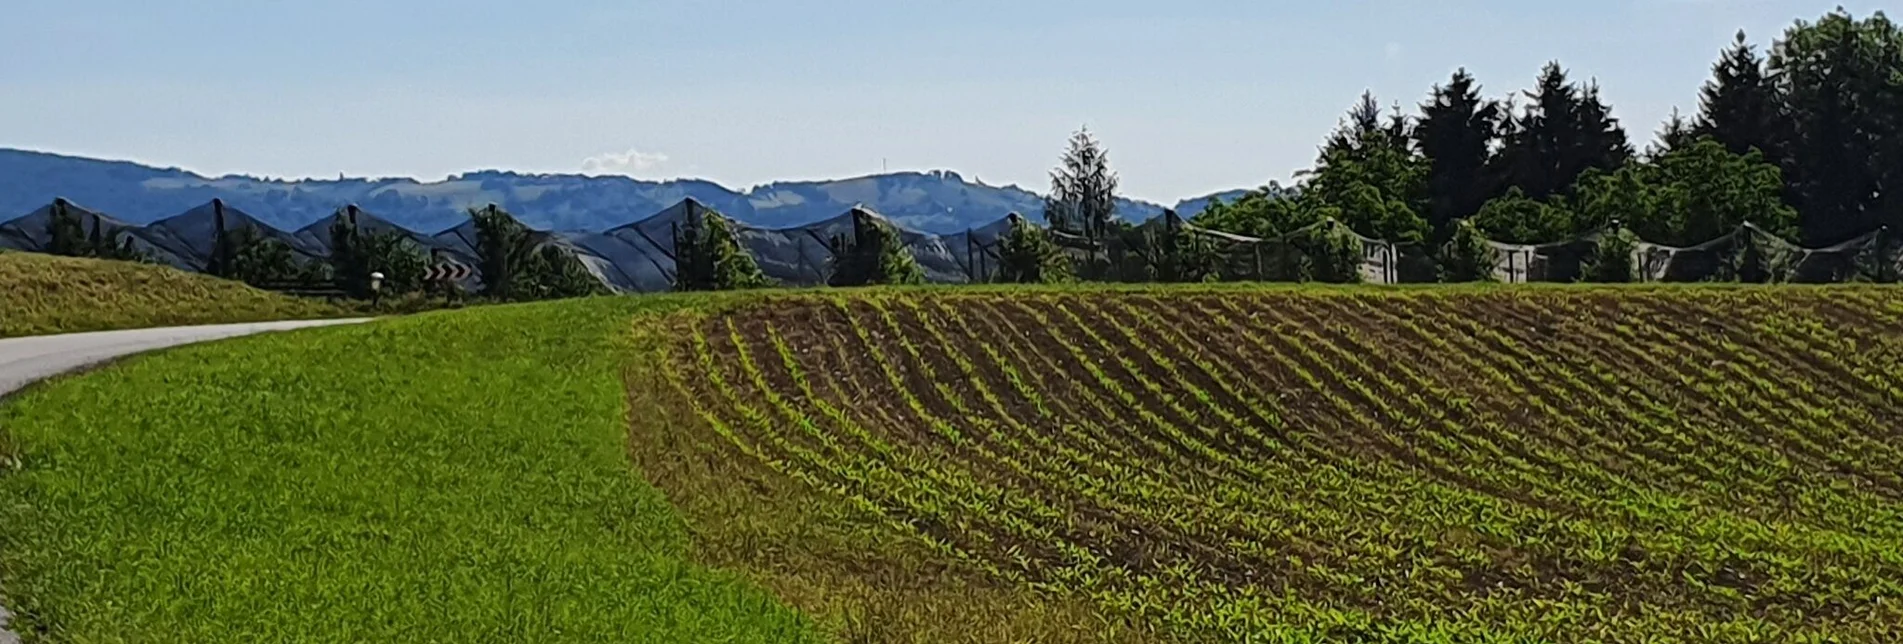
0;318;369;642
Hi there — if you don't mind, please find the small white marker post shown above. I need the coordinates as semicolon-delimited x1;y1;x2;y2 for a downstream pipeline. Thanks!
370;271;385;307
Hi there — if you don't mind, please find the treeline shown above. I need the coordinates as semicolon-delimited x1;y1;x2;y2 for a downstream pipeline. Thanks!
1004;8;1903;285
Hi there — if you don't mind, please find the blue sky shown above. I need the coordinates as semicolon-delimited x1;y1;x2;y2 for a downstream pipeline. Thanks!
0;0;1887;202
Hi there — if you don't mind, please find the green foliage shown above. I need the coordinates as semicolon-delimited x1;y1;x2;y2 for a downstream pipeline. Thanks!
1696;31;1785;162
828;211;925;287
471;204;604;301
1769;9;1903;243
1583;227;1640;283
1145;216;1224;283
222;225;304;287
1438;219;1500;282
1471;187;1573;244
1044;128;1119;240
994;215;1071;284
674;205;770;291
1297;221;1365;284
1190;183;1317;238
1645;138;1798;245
1302;96;1432;244
1414;69;1506;232
329;207;428;299
1493;62;1633;202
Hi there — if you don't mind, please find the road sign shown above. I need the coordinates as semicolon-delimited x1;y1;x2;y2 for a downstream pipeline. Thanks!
426;260;472;282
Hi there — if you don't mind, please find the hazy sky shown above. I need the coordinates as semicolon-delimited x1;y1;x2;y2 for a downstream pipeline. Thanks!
1;1;1886;202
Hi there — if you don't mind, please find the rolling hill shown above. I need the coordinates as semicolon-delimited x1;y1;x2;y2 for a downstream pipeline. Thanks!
0;148;1249;235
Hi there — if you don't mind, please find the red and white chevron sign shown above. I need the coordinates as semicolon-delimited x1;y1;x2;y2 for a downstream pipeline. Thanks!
426;261;472;282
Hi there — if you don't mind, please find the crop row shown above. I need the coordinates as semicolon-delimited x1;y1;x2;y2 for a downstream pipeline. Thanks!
659;289;1903;642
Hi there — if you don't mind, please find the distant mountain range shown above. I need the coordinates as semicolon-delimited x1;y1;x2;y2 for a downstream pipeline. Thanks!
0;148;1256;235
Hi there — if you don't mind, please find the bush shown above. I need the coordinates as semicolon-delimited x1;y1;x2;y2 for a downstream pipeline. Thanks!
1438;219;1499;283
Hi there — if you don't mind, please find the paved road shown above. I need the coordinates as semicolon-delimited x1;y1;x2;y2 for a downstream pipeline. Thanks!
0;318;369;642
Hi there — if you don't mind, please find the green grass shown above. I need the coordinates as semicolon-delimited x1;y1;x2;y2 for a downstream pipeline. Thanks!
0;252;348;338
0;296;818;642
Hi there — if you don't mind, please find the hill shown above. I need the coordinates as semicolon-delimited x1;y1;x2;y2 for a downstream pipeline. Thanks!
0;251;345;338
0;148;1245;235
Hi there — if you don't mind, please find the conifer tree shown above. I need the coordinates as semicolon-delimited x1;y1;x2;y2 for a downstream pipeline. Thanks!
1695;31;1785;162
1414;69;1505;234
1044;128;1120;242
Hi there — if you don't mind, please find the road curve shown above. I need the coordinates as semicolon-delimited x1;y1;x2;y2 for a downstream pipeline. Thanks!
0;318;369;642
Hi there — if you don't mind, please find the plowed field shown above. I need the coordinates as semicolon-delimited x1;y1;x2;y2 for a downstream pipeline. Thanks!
647;288;1903;642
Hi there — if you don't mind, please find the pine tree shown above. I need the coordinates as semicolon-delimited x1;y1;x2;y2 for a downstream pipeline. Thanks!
1413;69;1504;235
1695;31;1784;162
1494;63;1632;202
1044;128;1120;241
1650;108;1698;159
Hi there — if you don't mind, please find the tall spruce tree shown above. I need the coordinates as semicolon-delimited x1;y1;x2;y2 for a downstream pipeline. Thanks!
1414;69;1505;234
1651;109;1699;159
1044;128;1119;241
1696;31;1785;162
1494;63;1632;202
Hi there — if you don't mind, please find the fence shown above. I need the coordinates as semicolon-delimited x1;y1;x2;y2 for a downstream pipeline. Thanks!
959;213;1903;285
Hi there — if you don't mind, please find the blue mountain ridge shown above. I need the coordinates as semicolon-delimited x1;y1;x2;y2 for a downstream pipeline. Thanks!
0;148;1257;235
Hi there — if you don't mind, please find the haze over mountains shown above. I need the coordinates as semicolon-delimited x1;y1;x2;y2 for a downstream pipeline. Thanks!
0;148;1252;235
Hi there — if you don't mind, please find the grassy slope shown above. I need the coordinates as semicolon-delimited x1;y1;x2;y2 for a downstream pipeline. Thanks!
0;296;816;642
0;251;345;338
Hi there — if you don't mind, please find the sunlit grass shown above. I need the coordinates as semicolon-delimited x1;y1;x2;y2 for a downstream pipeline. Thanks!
0;296;818;642
0;251;346;338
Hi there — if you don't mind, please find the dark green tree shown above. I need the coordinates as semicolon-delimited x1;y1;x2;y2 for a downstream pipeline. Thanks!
1414;70;1505;233
994;213;1071;284
224;226;301;286
1695;31;1786;162
673;202;769;291
828;209;924;286
1044;128;1120;242
1146;211;1223;283
1494;62;1632;202
1302;94;1432;243
1298;221;1365;284
470;204;601;300
1769;9;1903;244
45;199;89;257
1650;108;1699;159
